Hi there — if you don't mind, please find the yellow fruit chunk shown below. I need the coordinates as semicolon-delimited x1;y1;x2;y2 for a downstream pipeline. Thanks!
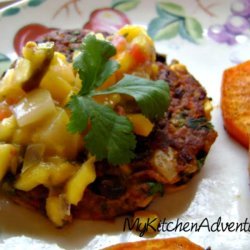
15;161;78;191
13;58;33;85
0;144;19;181
40;52;74;103
0;62;29;102
118;25;153;45
22;41;54;72
40;71;73;104
46;194;71;227
50;52;75;83
116;51;134;73
0;116;17;142
65;156;96;205
127;114;154;136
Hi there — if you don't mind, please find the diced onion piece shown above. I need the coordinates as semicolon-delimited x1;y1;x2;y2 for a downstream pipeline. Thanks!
46;194;71;227
65;156;96;205
151;149;178;183
13;89;56;127
32;108;81;159
22;144;45;173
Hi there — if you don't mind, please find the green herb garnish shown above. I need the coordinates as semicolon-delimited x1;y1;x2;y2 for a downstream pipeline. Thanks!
67;34;170;165
147;182;164;196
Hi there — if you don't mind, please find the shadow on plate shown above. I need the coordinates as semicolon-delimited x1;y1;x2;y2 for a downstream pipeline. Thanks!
0;171;203;249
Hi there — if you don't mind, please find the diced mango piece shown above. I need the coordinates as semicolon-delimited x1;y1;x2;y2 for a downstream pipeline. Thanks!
40;70;73;103
13;58;33;85
15;161;78;191
0;144;19;181
116;51;134;73
118;25;153;46
0;69;25;102
46;194;71;227
13;88;56;127
0;116;17;142
49;52;75;84
22;41;54;72
65;156;96;205
97;74;117;90
32;108;81;160
40;52;75;104
1;42;54;102
127;114;154;136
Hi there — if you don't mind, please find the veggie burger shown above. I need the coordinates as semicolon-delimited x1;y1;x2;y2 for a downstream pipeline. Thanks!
0;25;217;226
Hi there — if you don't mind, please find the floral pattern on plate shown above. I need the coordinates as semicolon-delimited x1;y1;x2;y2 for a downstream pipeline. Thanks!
1;0;250;73
208;0;250;45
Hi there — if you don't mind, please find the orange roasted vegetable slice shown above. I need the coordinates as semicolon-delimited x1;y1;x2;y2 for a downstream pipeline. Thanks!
221;60;250;148
103;237;204;250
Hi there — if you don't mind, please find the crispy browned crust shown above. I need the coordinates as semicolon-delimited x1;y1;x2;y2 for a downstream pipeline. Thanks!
7;29;217;221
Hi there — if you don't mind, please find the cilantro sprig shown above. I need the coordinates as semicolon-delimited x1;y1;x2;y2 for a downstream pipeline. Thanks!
67;34;170;165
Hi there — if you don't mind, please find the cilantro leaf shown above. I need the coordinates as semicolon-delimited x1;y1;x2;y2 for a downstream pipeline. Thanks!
68;34;171;165
73;34;120;95
67;95;89;133
94;74;170;120
147;182;164;196
68;96;136;164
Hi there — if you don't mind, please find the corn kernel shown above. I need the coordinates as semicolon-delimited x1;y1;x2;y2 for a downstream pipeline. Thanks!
204;99;213;120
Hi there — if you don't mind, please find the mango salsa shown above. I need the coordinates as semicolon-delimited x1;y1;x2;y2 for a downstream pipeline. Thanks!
14;161;79;191
65;156;96;205
0;144;19;181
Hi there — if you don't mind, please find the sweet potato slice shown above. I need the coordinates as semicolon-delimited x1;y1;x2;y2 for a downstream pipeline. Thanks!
103;237;204;250
221;60;250;148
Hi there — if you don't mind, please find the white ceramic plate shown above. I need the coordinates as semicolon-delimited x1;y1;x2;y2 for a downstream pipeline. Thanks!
0;0;250;249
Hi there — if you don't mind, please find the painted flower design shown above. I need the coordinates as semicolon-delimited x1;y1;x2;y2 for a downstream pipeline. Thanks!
14;24;56;55
147;2;203;43
83;8;131;33
208;0;250;45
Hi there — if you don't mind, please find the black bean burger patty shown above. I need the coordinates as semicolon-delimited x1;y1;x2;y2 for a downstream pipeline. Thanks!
13;29;217;220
